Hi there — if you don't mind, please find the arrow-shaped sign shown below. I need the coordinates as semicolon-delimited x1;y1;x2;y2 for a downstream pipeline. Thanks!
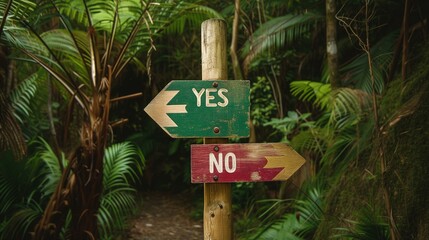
191;143;306;183
144;90;187;127
144;80;250;138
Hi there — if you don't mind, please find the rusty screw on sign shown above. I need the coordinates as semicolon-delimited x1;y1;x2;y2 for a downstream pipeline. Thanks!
213;127;220;134
213;175;219;181
212;82;218;88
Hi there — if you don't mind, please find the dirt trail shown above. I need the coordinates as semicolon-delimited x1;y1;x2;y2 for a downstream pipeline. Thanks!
124;191;203;240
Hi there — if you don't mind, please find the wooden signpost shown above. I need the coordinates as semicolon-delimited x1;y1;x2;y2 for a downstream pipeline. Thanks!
201;19;232;240
144;18;305;240
191;143;306;183
144;80;249;138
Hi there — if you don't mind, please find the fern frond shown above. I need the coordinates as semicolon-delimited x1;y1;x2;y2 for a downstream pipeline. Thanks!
290;80;332;110
40;29;91;85
329;88;371;129
3;24;88;110
98;141;143;237
250;187;323;240
98;189;136;238
251;214;303;240
295;188;323;238
0;0;35;28
10;72;39;123
291;129;325;155
29;138;67;198
103;142;143;189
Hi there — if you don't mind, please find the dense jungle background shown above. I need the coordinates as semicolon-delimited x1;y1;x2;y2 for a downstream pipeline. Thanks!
1;0;429;239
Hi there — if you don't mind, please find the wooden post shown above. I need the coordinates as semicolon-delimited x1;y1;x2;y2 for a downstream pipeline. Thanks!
201;19;232;240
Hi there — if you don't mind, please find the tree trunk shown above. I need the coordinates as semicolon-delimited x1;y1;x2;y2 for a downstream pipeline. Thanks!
230;0;244;81
33;130;106;240
69;143;104;240
69;73;110;239
33;75;111;239
32;165;73;239
326;0;339;88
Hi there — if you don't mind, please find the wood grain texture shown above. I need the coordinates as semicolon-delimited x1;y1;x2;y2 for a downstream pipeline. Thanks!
202;19;232;240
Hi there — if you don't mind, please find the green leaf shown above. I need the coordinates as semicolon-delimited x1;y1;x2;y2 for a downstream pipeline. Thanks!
340;31;398;94
241;12;322;73
290;81;332;110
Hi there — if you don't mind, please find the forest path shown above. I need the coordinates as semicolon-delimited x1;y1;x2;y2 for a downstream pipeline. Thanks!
124;191;203;240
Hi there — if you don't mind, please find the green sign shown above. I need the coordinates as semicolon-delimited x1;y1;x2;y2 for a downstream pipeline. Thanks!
144;80;250;138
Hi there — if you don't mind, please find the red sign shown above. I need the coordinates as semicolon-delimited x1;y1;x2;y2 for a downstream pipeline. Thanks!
191;143;305;183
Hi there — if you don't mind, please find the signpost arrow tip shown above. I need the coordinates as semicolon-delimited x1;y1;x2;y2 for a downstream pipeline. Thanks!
144;90;187;128
264;145;306;181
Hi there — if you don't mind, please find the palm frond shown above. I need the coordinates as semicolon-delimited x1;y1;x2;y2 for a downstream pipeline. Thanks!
113;1;222;77
0;152;20;216
3;24;89;110
0;148;48;219
322;119;374;166
0;0;36;35
50;0;149;80
250;187;323;240
341;31;398;94
110;1;152;78
290;80;332;110
56;0;133;32
98;189;136;238
0;174;16;215
0;146;45;234
334;206;390;239
0;200;43;240
250;214;303;240
290;79;375;167
28;138;67;198
41;29;91;85
291;129;325;155
241;12;322;73
1;140;143;238
162;4;223;34
99;141;144;237
103;142;143;189
329;88;371;129
295;188;323;238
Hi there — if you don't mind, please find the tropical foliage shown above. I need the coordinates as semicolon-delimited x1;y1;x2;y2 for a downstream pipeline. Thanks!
0;140;143;239
1;0;429;239
220;0;429;239
0;0;220;238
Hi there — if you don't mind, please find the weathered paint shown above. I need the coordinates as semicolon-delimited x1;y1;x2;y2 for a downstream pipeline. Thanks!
191;143;306;183
144;80;250;138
